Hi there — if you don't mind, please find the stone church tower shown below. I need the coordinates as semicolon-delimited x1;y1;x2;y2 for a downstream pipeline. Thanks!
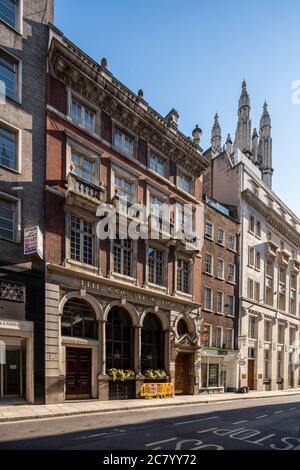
210;81;274;188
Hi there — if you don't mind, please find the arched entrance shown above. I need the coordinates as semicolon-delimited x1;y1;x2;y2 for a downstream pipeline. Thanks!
175;318;194;395
141;313;164;372
106;307;135;399
61;298;97;400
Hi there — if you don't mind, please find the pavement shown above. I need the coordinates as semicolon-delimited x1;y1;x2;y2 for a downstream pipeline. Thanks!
0;395;300;450
0;388;299;423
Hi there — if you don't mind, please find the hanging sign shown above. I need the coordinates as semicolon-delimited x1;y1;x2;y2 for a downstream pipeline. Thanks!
24;226;43;259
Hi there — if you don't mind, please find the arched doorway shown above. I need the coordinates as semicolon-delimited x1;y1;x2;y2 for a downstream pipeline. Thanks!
61;298;97;400
175;318;193;395
141;313;164;372
106;307;135;400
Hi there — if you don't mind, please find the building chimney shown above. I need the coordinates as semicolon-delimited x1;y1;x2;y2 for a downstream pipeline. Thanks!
165;108;179;130
101;58;108;69
192;124;202;147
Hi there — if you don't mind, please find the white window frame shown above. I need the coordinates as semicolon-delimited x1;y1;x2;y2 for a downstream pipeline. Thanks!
216;326;223;349
0;47;22;103
0;191;21;242
204;287;213;312
66;137;100;185
67;89;99;135
205;221;214;240
0;119;21;172
228;263;236;284
67;212;96;268
204;252;213;276
176;257;192;295
228;233;237;252
217;258;225;280
218;228;225;245
112;121;135;159
0;0;23;34
227;295;235;317
203;323;212;347
146;242;168;290
111;164;138;207
148;145;168;179
226;328;234;350
176;165;195;196
216;291;224;315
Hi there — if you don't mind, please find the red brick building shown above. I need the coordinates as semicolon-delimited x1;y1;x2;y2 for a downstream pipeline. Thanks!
44;26;209;403
200;195;240;392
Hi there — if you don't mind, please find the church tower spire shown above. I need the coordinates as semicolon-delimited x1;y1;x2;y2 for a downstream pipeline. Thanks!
234;81;252;156
211;112;222;151
258;101;273;188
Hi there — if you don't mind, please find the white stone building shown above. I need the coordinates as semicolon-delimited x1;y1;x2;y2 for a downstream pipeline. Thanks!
204;82;300;391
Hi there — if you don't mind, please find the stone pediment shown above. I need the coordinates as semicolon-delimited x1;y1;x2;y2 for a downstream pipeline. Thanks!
176;333;197;347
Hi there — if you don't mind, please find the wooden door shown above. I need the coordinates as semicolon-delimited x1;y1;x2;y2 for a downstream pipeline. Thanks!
248;359;255;390
175;353;191;395
66;348;91;400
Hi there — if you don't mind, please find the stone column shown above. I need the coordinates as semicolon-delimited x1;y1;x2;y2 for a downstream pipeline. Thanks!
256;316;264;391
164;330;170;372
98;319;109;400
282;323;289;390
26;335;34;404
270;320;278;390
134;325;144;398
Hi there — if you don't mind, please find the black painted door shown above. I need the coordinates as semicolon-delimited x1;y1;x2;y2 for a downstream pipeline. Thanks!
66;348;91;400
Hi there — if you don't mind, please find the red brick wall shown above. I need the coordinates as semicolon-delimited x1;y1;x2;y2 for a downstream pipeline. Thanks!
47;75;67;115
201;203;239;348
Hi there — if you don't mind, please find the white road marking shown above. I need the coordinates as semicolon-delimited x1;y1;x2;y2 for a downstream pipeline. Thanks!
75;432;108;440
146;438;177;447
274;411;283;414
289;408;297;411
174;416;219;426
197;427;218;434
233;420;248;425
256;415;268;419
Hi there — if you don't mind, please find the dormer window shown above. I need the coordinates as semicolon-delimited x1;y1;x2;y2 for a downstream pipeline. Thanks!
114;128;134;157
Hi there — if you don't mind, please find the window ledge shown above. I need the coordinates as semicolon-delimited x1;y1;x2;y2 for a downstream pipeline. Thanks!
205;235;214;241
146;282;168;293
215;312;224;316
216;276;225;281
174;290;193;300
112;144;135;160
203;308;213;313
111;272;136;284
0;18;22;36
227;280;236;286
0;164;21;174
204;271;214;277
66;260;98;273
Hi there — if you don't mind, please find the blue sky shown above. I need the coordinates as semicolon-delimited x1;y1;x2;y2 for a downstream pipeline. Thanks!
55;0;300;216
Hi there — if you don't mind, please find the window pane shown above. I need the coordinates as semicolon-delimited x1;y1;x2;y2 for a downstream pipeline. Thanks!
0;53;16;99
0;197;15;240
0;0;16;28
0;125;16;169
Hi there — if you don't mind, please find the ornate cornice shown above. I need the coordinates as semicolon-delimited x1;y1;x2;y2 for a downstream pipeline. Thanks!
242;189;300;246
48;37;209;176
